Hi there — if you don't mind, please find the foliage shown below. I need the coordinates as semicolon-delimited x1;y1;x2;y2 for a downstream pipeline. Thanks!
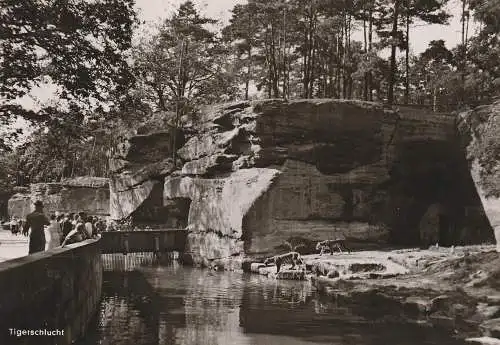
0;0;137;149
2;0;499;183
222;0;454;103
133;1;238;113
0;150;18;193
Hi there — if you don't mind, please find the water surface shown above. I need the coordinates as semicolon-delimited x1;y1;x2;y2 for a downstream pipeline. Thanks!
82;258;467;345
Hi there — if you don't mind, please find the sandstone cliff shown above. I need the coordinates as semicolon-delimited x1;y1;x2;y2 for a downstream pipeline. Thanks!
8;177;109;218
109;99;493;266
458;99;500;251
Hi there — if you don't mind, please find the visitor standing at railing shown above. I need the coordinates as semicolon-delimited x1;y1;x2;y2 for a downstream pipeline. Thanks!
45;214;62;250
60;214;73;244
22;200;50;254
84;215;93;238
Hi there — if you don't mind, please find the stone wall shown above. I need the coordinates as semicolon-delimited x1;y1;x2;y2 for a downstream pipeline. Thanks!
8;177;110;219
0;239;102;345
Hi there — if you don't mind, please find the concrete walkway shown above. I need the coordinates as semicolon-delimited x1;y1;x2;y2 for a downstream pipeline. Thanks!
0;230;28;262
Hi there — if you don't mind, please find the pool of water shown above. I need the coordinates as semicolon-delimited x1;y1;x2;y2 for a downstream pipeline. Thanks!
79;258;469;345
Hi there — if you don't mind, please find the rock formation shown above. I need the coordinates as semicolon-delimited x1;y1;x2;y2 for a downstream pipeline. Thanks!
109;129;184;226
8;177;109;218
109;99;493;266
458;99;500;251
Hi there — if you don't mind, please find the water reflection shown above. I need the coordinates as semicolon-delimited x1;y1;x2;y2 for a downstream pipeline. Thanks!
82;261;468;345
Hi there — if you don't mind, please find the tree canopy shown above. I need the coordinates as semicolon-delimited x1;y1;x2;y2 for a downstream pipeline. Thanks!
0;0;137;126
0;0;499;188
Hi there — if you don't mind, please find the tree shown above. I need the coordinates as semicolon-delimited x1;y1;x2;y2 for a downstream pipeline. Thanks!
134;1;236;111
412;40;455;110
462;0;500;104
401;0;450;104
133;1;238;165
222;2;260;100
376;0;449;105
0;0;137;149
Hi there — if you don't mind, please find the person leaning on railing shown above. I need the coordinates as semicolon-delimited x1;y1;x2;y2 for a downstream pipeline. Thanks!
61;216;90;247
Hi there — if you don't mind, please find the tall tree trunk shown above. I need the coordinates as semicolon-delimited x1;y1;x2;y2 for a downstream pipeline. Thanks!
346;14;353;99
329;37;335;97
342;12;348;99
245;11;252;101
270;23;279;98
433;86;437;112
309;18;317;99
172;39;184;167
363;17;368;101
460;0;468;104
282;7;287;100
388;0;400;105
461;0;466;48
156;86;166;111
405;5;410;105
368;3;373;101
337;33;342;98
303;27;309;98
245;47;251;100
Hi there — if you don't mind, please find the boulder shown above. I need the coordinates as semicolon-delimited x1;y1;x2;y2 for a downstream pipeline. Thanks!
110;179;163;221
7;193;31;219
8;177;110;219
164;168;280;263
109;129;181;221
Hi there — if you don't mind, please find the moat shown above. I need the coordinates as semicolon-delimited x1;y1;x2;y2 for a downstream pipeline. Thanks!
79;256;468;345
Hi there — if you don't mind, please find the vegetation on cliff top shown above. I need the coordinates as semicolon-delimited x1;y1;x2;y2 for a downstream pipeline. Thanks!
0;0;499;189
461;99;500;197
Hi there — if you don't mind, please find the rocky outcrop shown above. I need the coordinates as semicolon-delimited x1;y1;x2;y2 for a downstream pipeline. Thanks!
109;128;183;222
458;99;500;251
164;168;280;261
8;177;109;218
110;99;493;266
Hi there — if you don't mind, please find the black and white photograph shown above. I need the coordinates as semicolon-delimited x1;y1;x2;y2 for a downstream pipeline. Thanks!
0;0;499;344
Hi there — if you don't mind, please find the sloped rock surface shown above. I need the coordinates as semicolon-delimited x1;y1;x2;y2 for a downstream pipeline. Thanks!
109;128;182;220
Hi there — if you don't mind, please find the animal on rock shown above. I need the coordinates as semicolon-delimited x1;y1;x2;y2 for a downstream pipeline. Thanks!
264;252;304;273
316;238;351;255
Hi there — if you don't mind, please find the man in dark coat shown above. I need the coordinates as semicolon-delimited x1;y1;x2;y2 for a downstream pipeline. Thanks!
23;200;50;254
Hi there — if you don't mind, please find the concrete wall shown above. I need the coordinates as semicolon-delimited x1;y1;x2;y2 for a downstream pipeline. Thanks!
100;230;187;254
0;239;102;345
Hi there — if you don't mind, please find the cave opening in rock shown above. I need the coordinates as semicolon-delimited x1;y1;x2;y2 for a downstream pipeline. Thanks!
130;182;191;229
387;141;492;247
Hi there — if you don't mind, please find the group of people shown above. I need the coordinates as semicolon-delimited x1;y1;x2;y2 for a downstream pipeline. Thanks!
21;200;105;254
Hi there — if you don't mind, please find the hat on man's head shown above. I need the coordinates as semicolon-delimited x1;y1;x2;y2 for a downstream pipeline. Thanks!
34;200;44;207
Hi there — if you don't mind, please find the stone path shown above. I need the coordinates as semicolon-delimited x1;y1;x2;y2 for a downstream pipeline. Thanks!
0;230;28;262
